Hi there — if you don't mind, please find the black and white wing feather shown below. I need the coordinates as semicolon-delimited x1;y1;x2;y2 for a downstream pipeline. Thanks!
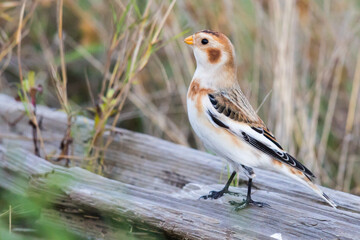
206;89;315;180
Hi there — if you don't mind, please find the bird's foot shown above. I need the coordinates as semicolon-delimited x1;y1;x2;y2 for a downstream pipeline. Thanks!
200;189;240;200
229;198;270;211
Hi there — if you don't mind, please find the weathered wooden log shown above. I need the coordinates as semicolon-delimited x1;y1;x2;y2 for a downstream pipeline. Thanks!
1;94;360;239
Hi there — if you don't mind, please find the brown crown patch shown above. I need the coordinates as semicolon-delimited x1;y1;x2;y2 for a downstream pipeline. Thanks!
207;48;221;63
201;30;220;37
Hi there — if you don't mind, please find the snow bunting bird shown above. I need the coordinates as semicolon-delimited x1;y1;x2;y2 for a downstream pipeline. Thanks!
184;30;337;209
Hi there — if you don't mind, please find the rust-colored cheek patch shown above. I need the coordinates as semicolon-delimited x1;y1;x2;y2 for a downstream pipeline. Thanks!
207;48;221;63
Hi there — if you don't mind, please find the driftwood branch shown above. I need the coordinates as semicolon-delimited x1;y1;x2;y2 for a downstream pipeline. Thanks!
1;94;360;239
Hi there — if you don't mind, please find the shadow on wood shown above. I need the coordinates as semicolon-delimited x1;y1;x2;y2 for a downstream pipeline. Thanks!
0;94;360;239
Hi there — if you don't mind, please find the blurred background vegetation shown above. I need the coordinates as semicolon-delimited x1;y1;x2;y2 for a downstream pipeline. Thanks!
0;0;360;239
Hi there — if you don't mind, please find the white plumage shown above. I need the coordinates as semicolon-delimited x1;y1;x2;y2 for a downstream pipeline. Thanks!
185;30;337;209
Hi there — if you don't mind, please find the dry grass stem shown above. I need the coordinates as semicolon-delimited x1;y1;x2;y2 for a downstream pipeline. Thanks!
1;0;359;193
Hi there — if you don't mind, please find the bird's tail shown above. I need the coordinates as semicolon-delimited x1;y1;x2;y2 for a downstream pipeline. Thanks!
304;179;337;209
284;166;337;209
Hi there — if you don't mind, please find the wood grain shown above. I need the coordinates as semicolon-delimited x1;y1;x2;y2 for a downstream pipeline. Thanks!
0;94;360;240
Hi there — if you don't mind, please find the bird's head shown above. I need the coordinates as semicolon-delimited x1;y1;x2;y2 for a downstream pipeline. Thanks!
184;30;236;87
184;30;236;88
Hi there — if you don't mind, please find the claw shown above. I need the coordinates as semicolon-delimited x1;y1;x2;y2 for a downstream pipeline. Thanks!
200;190;225;200
200;189;241;200
199;195;208;200
229;199;270;211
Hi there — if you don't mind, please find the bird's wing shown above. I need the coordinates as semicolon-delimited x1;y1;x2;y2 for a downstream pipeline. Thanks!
205;88;315;179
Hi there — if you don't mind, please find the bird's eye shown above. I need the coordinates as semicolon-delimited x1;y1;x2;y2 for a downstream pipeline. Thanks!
201;38;209;45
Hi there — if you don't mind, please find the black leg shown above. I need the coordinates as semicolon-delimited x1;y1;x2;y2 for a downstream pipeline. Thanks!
229;178;270;210
200;171;239;200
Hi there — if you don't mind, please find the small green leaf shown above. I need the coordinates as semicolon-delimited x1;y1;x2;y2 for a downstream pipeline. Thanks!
116;2;132;35
101;96;107;103
94;113;100;127
110;99;116;106
106;88;115;99
28;71;35;88
22;79;30;92
17;89;31;117
130;0;141;18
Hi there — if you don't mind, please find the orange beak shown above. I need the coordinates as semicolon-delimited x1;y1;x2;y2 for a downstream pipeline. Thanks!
184;35;194;45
